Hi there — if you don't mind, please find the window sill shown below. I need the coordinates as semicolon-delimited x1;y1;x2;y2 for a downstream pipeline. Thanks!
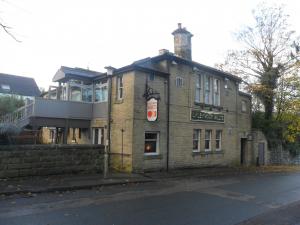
192;150;224;156
215;150;224;154
115;99;124;104
144;154;162;160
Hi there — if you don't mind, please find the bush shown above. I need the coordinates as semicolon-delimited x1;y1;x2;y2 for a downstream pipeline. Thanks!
0;123;21;145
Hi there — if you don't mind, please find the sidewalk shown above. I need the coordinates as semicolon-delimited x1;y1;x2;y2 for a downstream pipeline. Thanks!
1;166;300;196
0;173;153;196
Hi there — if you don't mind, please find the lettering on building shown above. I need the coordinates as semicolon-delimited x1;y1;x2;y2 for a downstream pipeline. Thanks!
191;109;224;123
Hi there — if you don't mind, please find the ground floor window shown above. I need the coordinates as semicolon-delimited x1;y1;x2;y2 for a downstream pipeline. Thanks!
205;130;212;151
93;127;104;144
144;132;159;155
193;129;201;152
216;130;222;151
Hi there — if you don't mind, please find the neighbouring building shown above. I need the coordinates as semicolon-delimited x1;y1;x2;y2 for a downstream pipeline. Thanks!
1;24;268;171
0;73;41;99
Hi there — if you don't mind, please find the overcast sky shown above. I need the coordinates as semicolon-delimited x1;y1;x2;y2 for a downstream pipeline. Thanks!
0;0;299;89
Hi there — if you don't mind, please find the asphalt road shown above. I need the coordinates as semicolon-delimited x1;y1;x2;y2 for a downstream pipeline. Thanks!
1;172;300;225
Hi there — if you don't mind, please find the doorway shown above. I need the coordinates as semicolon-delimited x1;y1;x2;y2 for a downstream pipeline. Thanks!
241;138;247;165
258;142;265;165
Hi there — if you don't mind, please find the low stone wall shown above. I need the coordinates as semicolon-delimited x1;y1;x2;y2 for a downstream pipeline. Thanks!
269;146;300;165
0;144;105;178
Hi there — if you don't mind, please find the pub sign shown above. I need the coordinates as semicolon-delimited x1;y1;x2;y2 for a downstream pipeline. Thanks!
147;98;158;121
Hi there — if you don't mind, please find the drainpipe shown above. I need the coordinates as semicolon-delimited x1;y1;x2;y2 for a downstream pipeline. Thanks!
166;61;171;171
104;66;114;178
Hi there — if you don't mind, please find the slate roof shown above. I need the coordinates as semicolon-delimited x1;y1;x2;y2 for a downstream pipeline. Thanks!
52;66;105;82
0;73;41;97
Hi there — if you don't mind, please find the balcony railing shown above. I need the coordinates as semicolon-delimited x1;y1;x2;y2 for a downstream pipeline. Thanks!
0;102;34;125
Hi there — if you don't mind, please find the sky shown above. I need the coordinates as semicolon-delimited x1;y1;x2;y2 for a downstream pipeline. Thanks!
0;0;299;89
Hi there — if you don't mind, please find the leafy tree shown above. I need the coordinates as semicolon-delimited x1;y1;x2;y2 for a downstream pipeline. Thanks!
0;95;25;116
217;3;300;120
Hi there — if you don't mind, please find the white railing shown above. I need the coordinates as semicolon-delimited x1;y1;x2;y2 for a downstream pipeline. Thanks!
0;101;34;125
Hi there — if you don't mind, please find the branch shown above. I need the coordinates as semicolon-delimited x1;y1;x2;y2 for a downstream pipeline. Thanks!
0;22;21;42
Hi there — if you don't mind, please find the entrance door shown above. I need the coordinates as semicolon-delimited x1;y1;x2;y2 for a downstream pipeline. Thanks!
93;128;104;144
258;142;265;165
241;138;247;165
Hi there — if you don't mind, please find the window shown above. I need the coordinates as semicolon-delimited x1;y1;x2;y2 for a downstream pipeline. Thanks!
117;75;124;100
216;130;222;151
193;129;201;152
195;74;201;103
224;78;229;89
82;86;92;102
213;79;220;106
95;81;108;102
70;86;81;101
148;73;155;81
204;75;211;104
144;132;159;155
93;128;104;144
241;100;247;112
176;77;183;87
1;84;10;91
205;130;212;151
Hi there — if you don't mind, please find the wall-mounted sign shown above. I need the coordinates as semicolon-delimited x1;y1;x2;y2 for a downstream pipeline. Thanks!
147;98;158;121
191;109;224;123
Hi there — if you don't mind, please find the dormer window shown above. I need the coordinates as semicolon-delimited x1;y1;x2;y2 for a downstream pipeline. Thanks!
1;84;10;91
117;75;124;100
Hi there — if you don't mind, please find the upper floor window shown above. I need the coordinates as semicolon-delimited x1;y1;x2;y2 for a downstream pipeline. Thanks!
95;81;108;102
117;75;124;100
213;79;220;106
204;75;211;104
241;100;247;112
82;86;93;102
148;73;155;81
176;77;184;87
195;74;201;103
1;84;10;91
70;86;81;101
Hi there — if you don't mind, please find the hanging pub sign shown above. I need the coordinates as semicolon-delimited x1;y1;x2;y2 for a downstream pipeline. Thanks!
147;97;158;121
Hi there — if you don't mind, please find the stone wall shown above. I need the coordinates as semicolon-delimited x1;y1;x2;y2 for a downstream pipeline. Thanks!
0;144;104;178
269;146;300;165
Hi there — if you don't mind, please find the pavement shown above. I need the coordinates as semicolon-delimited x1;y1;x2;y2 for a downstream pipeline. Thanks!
1;165;300;196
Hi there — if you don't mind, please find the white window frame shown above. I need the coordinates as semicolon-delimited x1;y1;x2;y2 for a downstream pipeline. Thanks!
144;132;159;155
92;127;104;145
216;130;222;151
204;75;211;104
176;77;184;87
241;100;247;112
117;75;124;100
205;130;212;151
213;78;220;106
193;129;201;152
195;74;202;103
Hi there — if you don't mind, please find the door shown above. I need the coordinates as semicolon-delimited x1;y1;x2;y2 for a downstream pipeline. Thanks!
241;138;247;165
93;128;104;144
258;142;265;165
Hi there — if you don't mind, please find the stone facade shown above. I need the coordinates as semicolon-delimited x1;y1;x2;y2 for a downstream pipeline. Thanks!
0;144;104;178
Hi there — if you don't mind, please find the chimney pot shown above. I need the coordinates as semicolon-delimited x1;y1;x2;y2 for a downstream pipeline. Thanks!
178;23;182;29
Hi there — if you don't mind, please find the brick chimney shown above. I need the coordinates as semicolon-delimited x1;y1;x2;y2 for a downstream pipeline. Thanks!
172;23;193;60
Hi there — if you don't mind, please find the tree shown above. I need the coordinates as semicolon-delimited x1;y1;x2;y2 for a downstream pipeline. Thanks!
217;3;300;120
0;95;24;116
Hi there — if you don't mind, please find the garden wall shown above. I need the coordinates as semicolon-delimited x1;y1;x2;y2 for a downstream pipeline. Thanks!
0;144;105;178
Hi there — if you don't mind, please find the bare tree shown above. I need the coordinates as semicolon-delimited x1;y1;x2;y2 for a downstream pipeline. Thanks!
217;3;300;120
0;21;19;41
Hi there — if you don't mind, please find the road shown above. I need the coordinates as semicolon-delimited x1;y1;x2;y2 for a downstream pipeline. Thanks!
1;172;300;225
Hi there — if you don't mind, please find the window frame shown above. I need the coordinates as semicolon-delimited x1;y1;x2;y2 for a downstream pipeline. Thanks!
95;81;108;103
213;78;220;106
193;129;201;152
241;100;247;112
195;74;202;103
204;129;212;151
204;75;211;104
216;130;222;151
176;76;184;88
144;132;159;155
1;84;10;91
117;75;124;100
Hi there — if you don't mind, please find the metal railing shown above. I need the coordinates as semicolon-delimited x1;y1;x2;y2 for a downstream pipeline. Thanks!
0;101;34;125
